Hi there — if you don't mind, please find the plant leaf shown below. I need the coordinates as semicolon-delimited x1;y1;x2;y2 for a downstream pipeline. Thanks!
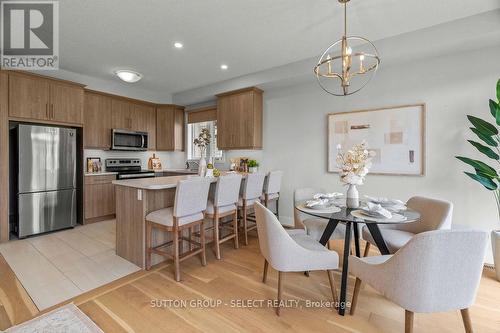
490;99;500;124
467;140;499;160
470;127;498;146
468;115;498;136
497;78;500;102
456;156;498;177
464;172;498;190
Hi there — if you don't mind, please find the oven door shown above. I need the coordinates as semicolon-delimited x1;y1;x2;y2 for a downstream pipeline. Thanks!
111;129;148;151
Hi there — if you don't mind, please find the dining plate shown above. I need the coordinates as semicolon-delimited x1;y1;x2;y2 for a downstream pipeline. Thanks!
298;204;341;215
351;210;408;223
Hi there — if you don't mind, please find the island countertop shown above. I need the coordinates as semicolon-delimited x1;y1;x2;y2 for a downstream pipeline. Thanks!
112;172;247;190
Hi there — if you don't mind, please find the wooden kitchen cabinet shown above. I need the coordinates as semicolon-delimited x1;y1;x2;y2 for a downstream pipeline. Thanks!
8;71;84;125
216;87;263;150
156;105;185;151
84;91;112;149
111;98;133;130
84;175;116;223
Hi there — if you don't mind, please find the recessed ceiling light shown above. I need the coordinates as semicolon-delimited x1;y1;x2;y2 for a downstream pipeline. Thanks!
220;64;228;70
174;42;183;49
115;70;142;83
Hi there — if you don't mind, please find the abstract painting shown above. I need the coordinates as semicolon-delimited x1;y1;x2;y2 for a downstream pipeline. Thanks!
328;104;425;175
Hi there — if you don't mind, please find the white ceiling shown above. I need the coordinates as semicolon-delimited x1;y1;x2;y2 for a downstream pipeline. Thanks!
58;0;500;95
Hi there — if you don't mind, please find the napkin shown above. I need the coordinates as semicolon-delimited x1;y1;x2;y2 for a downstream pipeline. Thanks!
306;198;330;208
363;202;393;219
313;192;343;200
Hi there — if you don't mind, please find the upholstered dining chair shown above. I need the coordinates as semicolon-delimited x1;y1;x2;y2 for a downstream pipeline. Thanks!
205;174;242;260
254;202;339;316
294;187;351;243
349;230;488;333
362;196;453;255
238;172;266;245
145;177;211;281
261;170;283;218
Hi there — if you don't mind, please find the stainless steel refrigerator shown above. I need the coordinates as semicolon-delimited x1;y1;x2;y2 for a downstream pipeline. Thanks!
12;124;77;238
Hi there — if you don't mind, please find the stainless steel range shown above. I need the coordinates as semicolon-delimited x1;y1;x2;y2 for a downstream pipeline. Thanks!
105;158;155;180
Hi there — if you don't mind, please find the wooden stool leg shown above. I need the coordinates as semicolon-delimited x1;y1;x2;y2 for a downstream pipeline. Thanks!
189;227;194;251
327;270;338;306
200;221;207;266
350;277;362;315
214;213;221;260
363;242;371;257
405;310;414;333
233;211;239;249
461;308;473;333
262;259;269;283
173;228;181;282
145;221;152;270
243;204;248;246
276;271;284;316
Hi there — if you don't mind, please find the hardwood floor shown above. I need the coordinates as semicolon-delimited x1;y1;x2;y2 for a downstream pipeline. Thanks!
1;237;499;332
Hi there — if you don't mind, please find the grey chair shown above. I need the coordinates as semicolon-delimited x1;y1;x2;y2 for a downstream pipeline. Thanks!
238;172;266;245
205;174;242;259
261;170;283;218
254;202;339;316
349;230;488;333
145;177;211;281
362;196;453;255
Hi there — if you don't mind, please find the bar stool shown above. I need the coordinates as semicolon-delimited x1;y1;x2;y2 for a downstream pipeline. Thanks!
238;172;266;245
261;170;282;219
205;174;242;260
145;177;211;282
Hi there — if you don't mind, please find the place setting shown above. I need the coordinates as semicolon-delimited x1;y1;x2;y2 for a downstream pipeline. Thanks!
297;192;344;214
350;197;409;223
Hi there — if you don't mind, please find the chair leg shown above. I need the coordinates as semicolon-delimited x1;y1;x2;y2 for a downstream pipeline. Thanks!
243;204;248;246
145;221;152;270
363;242;371;257
189;227;194;251
214;213;221;260
233;211;239;249
262;259;268;283
276;197;279;219
173;229;181;282
461;308;473;333
350;277;362;315
276;271;283;316
200;221;207;266
326;270;338;305
405;310;414;333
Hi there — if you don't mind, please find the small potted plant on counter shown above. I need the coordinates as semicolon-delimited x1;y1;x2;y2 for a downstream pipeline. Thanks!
456;78;500;281
248;160;259;173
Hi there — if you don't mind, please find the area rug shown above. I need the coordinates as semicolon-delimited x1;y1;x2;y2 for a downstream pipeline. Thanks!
5;303;103;333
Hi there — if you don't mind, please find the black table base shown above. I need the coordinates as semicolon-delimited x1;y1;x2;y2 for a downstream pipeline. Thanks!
319;218;390;315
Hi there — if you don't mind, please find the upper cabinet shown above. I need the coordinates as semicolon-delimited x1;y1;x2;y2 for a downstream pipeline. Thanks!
216;87;263;150
84;91;112;149
8;72;84;125
110;97;156;150
156;105;185;151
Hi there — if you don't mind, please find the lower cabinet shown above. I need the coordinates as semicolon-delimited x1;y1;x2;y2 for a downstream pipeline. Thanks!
84;175;116;223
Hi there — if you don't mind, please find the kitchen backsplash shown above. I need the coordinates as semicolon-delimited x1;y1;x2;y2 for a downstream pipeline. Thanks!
84;149;187;171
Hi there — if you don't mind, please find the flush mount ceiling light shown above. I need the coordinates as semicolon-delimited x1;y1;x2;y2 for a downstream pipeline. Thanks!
174;42;183;49
314;0;380;96
115;70;143;83
220;64;228;70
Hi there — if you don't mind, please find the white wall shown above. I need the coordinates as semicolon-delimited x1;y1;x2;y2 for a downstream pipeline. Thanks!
221;45;500;262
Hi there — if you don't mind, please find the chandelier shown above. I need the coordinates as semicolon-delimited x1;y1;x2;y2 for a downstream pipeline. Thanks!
314;0;380;96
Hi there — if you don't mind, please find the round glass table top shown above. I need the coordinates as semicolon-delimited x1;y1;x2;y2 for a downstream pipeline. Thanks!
295;201;420;224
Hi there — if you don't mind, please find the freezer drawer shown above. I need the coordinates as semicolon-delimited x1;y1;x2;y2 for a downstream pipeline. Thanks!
18;189;76;238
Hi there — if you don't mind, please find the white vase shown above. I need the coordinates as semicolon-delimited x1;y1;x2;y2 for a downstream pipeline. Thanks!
492;230;500;282
346;184;359;208
198;157;207;176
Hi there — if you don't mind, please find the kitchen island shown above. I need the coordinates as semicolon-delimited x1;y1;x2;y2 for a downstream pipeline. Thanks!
113;174;245;268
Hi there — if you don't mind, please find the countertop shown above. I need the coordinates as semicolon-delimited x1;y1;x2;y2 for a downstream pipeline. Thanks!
153;169;198;174
84;171;118;177
113;172;243;190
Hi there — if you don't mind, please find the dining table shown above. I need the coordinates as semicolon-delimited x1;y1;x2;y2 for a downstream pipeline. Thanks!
295;201;421;315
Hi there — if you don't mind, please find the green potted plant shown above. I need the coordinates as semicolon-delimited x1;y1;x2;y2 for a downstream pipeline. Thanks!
456;78;500;281
248;159;259;173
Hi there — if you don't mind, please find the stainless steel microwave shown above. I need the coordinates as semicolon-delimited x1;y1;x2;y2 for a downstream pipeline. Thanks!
111;129;148;151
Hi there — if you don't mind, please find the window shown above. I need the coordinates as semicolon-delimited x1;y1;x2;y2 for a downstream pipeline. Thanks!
187;120;223;161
